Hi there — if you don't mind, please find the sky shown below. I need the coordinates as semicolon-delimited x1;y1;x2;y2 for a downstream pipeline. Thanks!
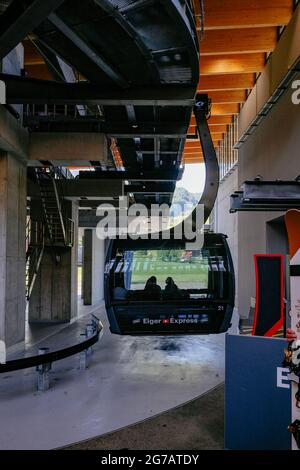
176;163;206;195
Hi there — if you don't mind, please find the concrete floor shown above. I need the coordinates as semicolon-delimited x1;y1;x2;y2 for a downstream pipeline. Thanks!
0;305;238;450
66;384;224;450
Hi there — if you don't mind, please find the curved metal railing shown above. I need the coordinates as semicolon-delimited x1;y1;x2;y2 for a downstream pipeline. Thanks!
0;315;103;374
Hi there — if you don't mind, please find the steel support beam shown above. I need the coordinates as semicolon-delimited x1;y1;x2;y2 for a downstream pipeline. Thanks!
193;94;219;222
23;115;187;136
230;181;300;213
48;13;128;88
0;73;196;106
0;0;65;59
28;179;123;199
22;180;172;199
78;170;181;181
124;182;174;194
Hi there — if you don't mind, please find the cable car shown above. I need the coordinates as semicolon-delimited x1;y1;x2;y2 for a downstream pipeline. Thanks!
104;233;235;335
104;95;235;335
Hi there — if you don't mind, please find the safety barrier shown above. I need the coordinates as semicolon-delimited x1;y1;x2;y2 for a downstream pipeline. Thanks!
0;315;103;391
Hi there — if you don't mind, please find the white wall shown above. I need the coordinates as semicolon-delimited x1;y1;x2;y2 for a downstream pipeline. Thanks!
215;73;300;319
214;167;239;308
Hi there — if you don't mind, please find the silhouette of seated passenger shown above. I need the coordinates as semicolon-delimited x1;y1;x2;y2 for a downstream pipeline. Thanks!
113;279;128;300
163;277;181;300
144;276;162;300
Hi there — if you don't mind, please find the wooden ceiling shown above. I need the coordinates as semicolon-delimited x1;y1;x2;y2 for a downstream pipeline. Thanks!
184;0;294;163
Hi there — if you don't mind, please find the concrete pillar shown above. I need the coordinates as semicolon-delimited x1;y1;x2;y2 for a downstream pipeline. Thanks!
82;230;105;306
28;201;78;323
92;231;105;304
83;229;92;305
0;152;27;348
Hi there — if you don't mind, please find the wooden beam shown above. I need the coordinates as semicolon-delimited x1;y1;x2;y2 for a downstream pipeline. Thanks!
184;157;204;164
209;125;228;135
207;90;247;103
190;115;233;126
186;134;223;144
184;145;218;152
184;153;204;158
184;147;219;153
209;125;228;134
24;58;45;65
185;143;205;149
184;152;203;156
212;103;240;115
209;116;233;125
199;0;293;30
198;73;255;91
201;53;266;75
185;138;222;148
200;27;277;55
188;124;228;134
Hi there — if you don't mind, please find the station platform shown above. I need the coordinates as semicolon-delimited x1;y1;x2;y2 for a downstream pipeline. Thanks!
0;304;237;450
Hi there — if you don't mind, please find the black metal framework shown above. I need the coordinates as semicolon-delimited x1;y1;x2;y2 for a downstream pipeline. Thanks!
48;12;129;88
0;0;66;59
193;94;220;222
1;74;196;106
77;169;182;181
230;180;300;213
1;0;200;209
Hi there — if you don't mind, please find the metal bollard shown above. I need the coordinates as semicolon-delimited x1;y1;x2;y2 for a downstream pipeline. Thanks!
86;324;94;356
79;334;88;370
36;347;51;392
91;315;99;333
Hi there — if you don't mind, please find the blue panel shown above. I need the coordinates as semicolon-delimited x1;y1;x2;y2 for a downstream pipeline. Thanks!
225;335;291;450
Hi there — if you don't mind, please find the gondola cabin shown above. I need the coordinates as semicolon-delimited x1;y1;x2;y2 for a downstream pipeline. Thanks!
104;233;235;335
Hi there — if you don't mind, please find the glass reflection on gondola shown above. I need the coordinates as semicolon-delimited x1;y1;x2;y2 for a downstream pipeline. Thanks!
104;234;235;335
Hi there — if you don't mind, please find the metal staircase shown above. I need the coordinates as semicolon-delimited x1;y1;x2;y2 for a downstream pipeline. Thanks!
35;167;74;248
25;219;45;300
25;167;75;299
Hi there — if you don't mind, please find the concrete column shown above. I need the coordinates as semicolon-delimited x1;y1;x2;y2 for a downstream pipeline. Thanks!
0;152;26;348
82;230;105;306
92;231;105;304
28;201;78;323
83;229;92;305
